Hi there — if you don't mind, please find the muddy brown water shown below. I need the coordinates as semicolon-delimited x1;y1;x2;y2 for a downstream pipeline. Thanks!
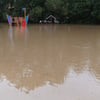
0;24;100;100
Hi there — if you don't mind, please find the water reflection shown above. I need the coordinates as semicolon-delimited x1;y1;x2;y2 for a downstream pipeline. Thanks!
8;25;29;46
0;24;100;100
8;26;14;46
0;69;100;100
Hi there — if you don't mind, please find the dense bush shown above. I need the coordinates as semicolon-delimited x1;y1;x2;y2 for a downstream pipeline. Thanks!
0;0;100;24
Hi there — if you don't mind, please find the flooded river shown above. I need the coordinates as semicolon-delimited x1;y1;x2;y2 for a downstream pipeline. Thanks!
0;24;100;100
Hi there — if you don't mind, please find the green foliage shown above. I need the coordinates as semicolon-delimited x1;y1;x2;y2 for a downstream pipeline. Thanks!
91;1;100;23
29;6;43;23
68;1;92;23
45;0;63;12
0;0;100;24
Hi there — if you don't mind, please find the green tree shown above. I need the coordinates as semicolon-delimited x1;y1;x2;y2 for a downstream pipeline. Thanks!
0;0;100;24
29;6;43;23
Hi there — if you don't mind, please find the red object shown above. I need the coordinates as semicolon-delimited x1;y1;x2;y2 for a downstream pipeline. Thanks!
21;19;25;27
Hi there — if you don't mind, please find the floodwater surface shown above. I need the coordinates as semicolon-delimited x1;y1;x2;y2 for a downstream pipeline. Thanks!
0;24;100;100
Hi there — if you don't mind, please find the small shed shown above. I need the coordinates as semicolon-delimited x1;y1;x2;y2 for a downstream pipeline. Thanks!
45;15;59;24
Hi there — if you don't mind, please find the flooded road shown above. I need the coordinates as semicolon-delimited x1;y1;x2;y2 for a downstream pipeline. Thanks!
0;24;100;100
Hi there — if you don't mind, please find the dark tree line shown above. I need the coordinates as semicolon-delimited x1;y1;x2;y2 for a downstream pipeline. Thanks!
0;0;100;24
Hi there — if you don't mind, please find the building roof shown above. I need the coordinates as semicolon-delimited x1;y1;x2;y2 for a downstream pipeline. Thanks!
46;15;56;20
